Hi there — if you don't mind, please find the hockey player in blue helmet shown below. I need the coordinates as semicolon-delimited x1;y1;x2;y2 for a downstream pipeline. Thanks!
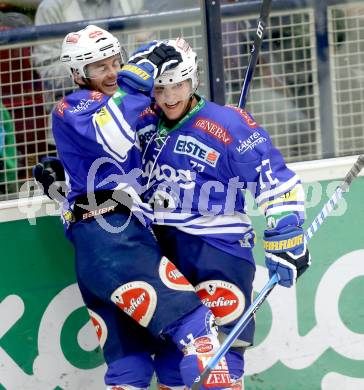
136;37;311;387
37;26;239;390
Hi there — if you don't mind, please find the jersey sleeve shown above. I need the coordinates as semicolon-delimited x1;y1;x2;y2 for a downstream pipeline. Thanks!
53;87;151;161
225;108;305;225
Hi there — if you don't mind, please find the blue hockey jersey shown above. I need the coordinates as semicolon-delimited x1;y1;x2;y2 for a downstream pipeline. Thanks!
137;97;305;263
52;86;154;231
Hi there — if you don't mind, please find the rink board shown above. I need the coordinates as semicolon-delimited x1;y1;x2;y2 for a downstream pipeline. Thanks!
0;157;364;390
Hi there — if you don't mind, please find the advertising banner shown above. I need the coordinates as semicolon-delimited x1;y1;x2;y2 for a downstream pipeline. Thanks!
0;178;363;389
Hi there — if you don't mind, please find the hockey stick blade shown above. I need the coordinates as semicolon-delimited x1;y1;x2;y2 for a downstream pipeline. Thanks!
238;0;272;109
191;155;364;390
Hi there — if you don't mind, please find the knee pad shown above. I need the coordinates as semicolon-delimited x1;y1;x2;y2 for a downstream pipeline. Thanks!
163;305;235;389
105;353;154;388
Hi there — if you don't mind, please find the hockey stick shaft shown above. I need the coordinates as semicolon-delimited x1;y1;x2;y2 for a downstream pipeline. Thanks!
192;155;364;390
305;154;364;239
238;0;272;109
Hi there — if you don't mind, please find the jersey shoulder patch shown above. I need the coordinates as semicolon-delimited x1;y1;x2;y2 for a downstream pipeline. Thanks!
226;105;259;129
55;90;106;118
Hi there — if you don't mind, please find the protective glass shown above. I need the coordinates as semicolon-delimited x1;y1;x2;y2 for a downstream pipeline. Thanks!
153;80;193;105
84;54;123;79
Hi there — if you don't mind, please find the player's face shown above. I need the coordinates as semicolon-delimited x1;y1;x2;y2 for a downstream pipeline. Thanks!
154;80;193;120
82;54;122;96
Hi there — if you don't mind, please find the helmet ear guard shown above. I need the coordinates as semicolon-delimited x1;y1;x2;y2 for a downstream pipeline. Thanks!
60;25;128;79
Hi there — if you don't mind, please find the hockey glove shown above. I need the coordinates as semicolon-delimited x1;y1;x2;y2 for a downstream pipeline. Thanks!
119;41;182;92
33;156;66;200
129;40;182;78
264;213;311;288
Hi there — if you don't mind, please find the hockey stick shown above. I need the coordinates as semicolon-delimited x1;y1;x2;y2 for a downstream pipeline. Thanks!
192;154;364;389
238;0;272;109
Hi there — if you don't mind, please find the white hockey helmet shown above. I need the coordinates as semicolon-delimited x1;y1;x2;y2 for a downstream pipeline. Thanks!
60;25;127;78
155;37;199;91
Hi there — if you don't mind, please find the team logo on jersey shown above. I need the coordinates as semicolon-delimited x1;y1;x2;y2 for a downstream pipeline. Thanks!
55;98;69;116
137;124;155;146
238;231;255;248
227;105;258;128
198;353;232;387
70;98;94;114
236;131;267;154
87;309;108;348
159;257;195;291
194;118;232;145
143;161;196;190
111;281;157;327
195;280;245;325
174;135;220;167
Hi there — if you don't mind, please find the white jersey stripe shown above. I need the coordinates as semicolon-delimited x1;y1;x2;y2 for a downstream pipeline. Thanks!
154;211;252;227
265;204;305;216
93;118;127;162
175;225;252;235
256;175;301;205
108;98;135;141
93;108;134;161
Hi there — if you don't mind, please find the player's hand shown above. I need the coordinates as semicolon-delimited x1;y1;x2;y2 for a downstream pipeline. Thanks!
263;214;311;288
119;41;183;92
33;156;66;200
129;40;182;78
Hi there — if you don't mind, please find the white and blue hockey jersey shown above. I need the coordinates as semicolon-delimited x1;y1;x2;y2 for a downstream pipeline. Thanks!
52;86;154;230
138;97;305;263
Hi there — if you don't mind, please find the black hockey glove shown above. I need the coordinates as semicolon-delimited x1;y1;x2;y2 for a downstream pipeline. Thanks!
33;156;66;200
118;41;182;92
129;40;182;78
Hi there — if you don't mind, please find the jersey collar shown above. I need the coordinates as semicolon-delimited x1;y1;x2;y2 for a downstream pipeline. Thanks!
157;95;205;140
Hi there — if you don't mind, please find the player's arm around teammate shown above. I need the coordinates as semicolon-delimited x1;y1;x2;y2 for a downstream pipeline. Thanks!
35;27;238;390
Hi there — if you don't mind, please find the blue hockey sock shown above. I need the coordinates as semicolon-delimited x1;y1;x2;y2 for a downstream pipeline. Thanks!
163;305;235;389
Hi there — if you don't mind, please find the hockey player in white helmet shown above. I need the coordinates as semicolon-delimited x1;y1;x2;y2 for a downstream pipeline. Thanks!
35;26;239;390
135;37;311;389
34;35;310;389
60;24;128;95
